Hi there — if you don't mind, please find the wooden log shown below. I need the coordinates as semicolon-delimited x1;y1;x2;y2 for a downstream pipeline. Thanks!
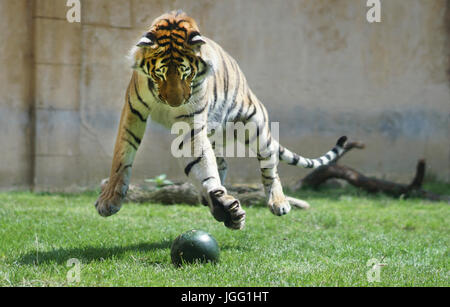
293;142;450;203
100;179;310;209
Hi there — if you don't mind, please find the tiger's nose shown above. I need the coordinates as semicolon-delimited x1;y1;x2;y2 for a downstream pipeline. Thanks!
165;94;185;107
161;88;190;107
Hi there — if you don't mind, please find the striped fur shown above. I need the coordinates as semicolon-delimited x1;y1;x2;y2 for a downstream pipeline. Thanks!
95;11;347;228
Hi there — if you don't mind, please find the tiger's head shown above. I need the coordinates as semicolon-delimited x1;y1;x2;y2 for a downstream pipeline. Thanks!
131;10;209;107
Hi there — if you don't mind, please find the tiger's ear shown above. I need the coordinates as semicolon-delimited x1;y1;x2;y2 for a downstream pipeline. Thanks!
137;32;155;47
188;32;206;46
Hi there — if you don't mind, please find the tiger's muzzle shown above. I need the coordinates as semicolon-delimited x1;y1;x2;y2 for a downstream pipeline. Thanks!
158;65;191;107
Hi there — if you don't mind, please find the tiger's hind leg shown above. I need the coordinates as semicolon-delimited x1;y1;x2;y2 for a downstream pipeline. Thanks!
241;116;291;216
259;156;291;216
240;105;290;216
240;98;291;216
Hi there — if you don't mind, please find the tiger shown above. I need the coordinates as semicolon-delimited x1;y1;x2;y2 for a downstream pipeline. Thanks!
95;10;347;230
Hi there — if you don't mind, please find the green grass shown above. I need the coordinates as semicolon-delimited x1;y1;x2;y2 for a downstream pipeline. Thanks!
0;183;448;287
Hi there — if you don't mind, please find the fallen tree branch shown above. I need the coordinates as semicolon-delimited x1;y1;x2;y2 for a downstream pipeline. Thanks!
101;179;310;209
293;141;365;190
299;160;425;195
294;142;449;203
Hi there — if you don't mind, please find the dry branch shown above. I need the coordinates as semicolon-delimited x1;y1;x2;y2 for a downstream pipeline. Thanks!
100;179;310;209
294;142;450;203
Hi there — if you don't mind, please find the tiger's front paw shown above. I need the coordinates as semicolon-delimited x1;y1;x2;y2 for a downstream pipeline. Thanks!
94;179;128;217
208;189;246;230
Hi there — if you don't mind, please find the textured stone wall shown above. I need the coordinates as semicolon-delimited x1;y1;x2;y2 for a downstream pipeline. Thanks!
1;0;449;191
0;0;33;190
33;0;82;190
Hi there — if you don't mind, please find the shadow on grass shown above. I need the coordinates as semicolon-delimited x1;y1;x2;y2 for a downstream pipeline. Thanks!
19;240;172;265
18;239;248;266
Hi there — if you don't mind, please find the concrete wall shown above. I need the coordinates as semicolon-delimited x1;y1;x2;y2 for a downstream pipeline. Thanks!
0;0;449;191
0;0;33;190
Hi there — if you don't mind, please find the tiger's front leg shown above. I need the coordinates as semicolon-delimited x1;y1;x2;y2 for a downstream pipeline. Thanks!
95;84;149;217
178;123;246;230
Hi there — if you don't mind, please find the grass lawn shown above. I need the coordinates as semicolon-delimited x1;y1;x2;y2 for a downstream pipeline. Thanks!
0;183;448;287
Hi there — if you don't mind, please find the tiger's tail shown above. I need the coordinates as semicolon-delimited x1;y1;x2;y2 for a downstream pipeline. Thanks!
277;136;347;168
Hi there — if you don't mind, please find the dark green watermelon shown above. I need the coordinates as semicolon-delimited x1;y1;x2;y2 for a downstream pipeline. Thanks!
170;230;220;266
